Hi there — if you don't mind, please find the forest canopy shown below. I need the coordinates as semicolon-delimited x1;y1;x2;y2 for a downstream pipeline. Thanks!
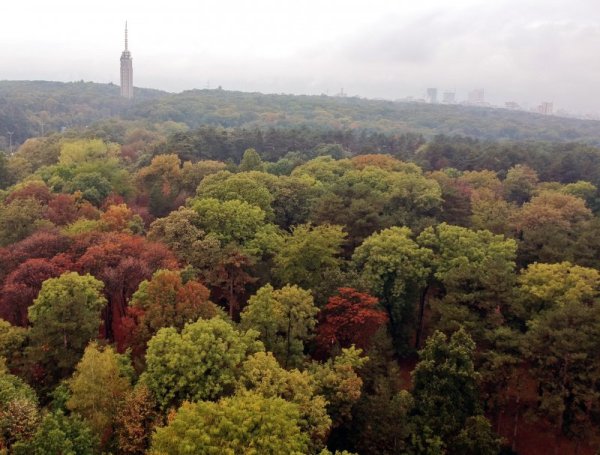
0;83;599;454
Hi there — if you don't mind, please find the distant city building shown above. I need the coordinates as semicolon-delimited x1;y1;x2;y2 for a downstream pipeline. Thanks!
335;87;347;97
468;89;485;105
505;101;521;110
120;22;133;99
442;91;456;104
537;101;553;115
426;88;438;104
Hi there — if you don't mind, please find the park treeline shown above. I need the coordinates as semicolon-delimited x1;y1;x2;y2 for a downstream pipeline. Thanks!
3;80;600;147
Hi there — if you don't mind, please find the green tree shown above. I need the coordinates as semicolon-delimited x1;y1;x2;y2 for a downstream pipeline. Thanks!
68;172;113;206
308;165;441;248
515;261;600;323
26;272;106;385
147;207;205;261
150;392;309;455
270;175;318;229
0;319;27;369
196;171;274;215
0;362;39;449
349;332;414;455
0;362;37;406
58;139;119;165
428;169;473;227
417;223;517;344
503;164;539;204
181;159;227;192
0;151;10;189
241;284;318;368
410;329;492;454
512;191;591;264
572;218;600;270
352;389;414;455
16;136;61;169
141;317;263;410
384;168;442;228
452;416;502;455
308;168;388;249
309;346;367;427
470;188;514;235
67;342;132;445
136;154;184;217
12;410;98;455
189;197;266;245
353;226;432;353
291;156;354;186
522;301;600;448
239;148;265;172
39;139;132;206
562;180;597;208
274;223;346;291
237;352;331;449
476;326;524;432
458;169;503;195
0;198;45;246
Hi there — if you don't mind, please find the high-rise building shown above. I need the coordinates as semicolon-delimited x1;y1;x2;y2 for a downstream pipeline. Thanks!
537;102;553;115
468;89;485;105
442;91;456;104
120;22;133;99
426;88;438;104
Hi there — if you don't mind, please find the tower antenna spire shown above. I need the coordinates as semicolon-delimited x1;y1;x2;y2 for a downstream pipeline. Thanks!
125;21;128;51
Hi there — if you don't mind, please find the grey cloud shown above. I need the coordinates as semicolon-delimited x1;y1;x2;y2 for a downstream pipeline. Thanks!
282;2;600;112
3;0;600;113
341;13;453;64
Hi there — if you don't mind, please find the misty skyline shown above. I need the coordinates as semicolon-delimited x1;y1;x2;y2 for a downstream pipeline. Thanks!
2;0;599;114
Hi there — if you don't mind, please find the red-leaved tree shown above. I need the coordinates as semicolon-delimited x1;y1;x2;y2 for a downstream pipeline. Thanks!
0;258;65;326
5;181;53;205
0;231;71;280
75;233;178;346
316;287;388;357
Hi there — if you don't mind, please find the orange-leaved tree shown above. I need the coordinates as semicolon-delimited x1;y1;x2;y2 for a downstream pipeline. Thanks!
316;287;388;357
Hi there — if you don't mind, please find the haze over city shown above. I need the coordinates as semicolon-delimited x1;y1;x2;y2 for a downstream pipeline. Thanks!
2;0;600;114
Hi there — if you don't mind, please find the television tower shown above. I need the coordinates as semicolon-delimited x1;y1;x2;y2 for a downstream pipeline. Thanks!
120;21;133;99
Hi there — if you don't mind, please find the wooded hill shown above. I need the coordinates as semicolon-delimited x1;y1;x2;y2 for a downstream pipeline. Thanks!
2;80;600;147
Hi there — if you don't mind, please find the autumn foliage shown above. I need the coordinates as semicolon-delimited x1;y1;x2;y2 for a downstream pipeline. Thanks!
123;269;219;355
316;288;388;356
0;259;65;326
2;129;600;454
75;233;178;345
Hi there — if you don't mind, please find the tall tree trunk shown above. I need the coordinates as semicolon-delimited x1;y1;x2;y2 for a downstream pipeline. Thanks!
415;285;429;349
511;375;522;453
555;359;569;455
228;278;236;320
285;314;292;369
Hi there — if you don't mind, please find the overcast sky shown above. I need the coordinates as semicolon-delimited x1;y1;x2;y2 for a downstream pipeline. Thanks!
1;0;599;113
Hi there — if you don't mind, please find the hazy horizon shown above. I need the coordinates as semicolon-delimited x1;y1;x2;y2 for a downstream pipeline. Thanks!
2;0;599;114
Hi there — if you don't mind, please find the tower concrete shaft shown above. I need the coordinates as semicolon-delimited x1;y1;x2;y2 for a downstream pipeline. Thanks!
120;22;133;99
